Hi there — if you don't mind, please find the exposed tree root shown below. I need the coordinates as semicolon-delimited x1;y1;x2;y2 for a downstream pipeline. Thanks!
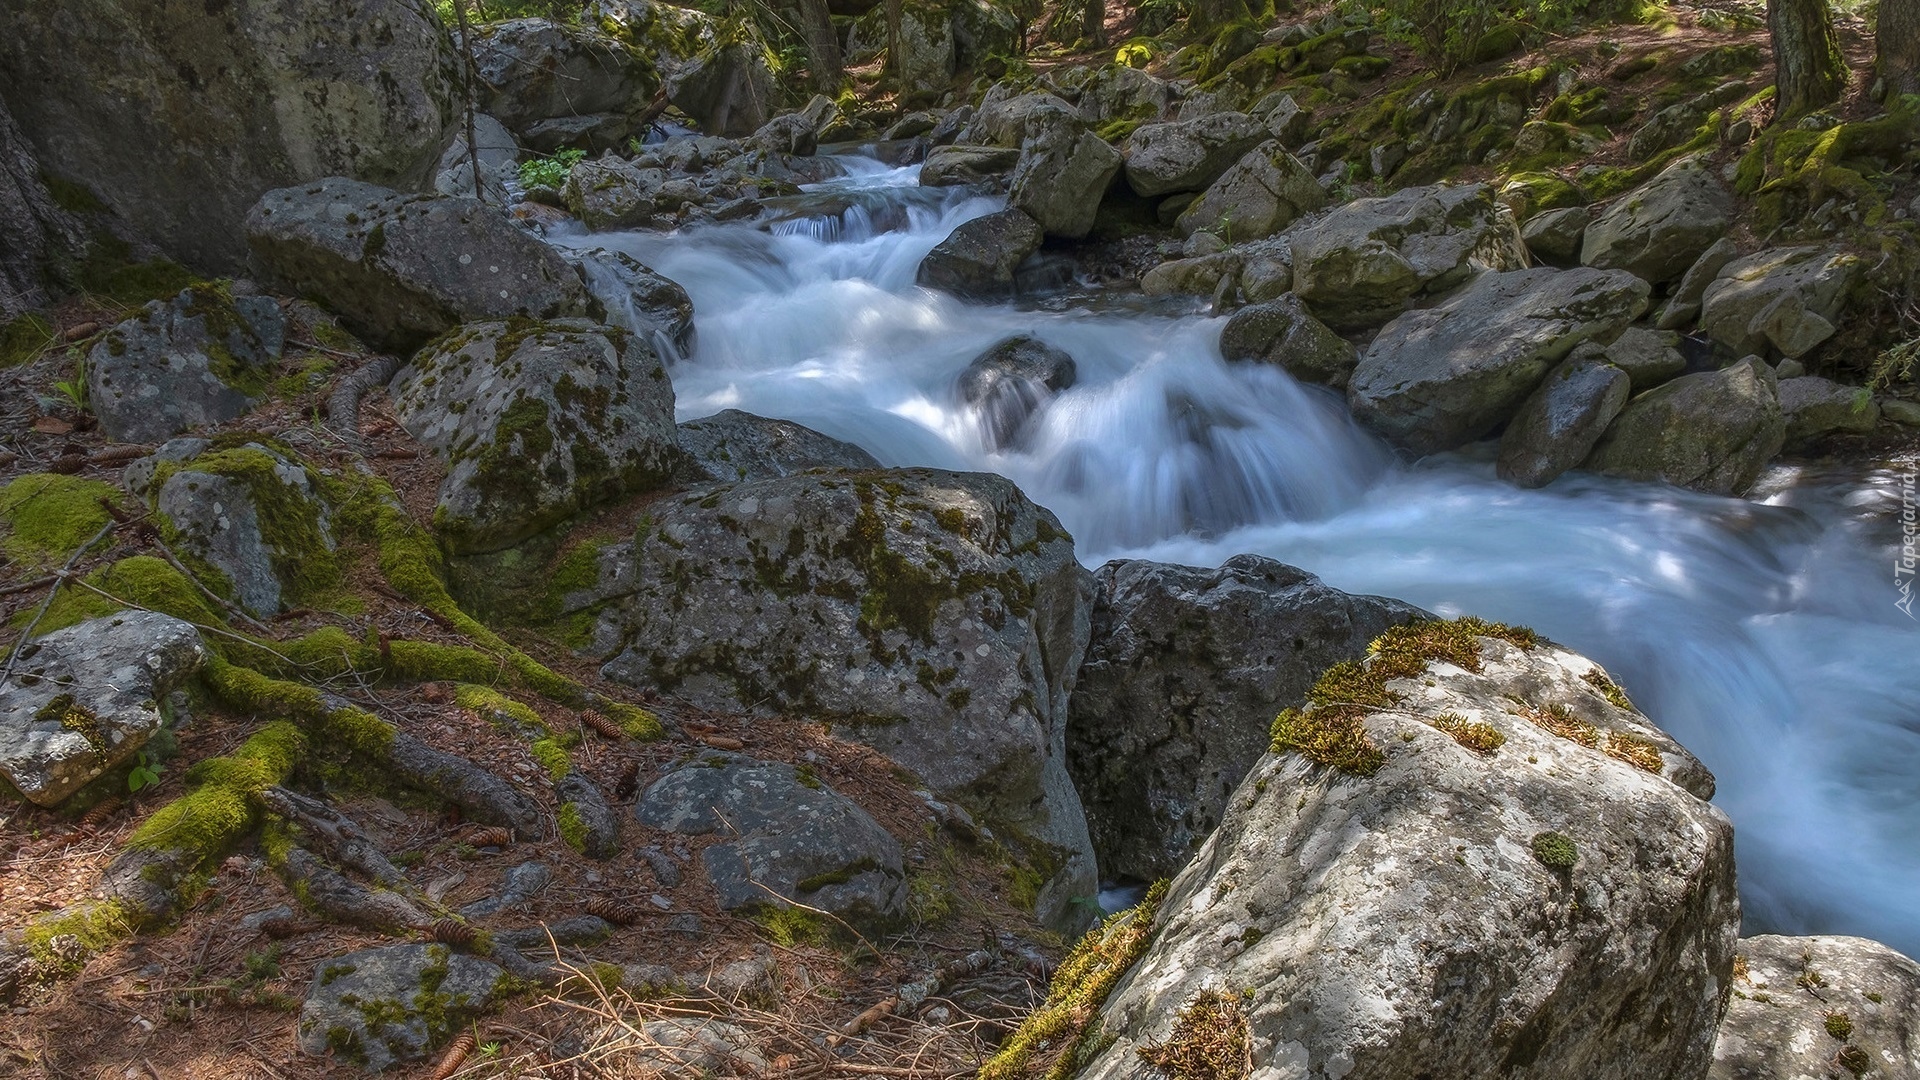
258;784;405;885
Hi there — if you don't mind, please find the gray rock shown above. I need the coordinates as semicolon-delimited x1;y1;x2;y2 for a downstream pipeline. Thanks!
0;0;457;272
0;99;83;322
1656;237;1742;330
1175;139;1328;241
573;468;1097;932
561;156;672;230
151;443;338;617
1712;935;1920;1080
458;861;552;918
1068;556;1421;880
711;954;778;1002
614;1018;766;1078
1628;80;1748;160
87;286;286;444
473;18;657;137
918;144;1021;187
1521;205;1591;265
1217;293;1357;387
561;247;697;359
1008;122;1122;240
1586;356;1785;495
433;114;520;204
677;410;879;485
0;612;207;807
556;770;621;859
1604;325;1689;391
961;89;1079;148
1123;112;1268;198
956;335;1077;451
1348;267;1651;455
390;318;679;554
1581;158;1735;284
1882;398;1920;428
297;944;508;1071
1496;346;1632;487
636;845;683;888
1289;182;1529;329
747;113;818;157
636;754;906;923
589;0;784;140
916;208;1043;299
1778;375;1879;450
892;2;957;98
1700;246;1862;361
1254;91;1311;145
1077;635;1735;1080
245;178;595;354
1067;64;1175;126
521;112;635;155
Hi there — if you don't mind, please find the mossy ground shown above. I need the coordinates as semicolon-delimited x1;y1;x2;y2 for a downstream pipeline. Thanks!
0;474;122;569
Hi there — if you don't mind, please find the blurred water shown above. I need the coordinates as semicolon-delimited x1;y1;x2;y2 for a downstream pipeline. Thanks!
560;161;1920;953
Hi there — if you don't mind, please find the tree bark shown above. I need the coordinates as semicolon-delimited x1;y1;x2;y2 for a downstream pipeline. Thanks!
1082;0;1107;47
1768;0;1846;119
1189;0;1253;33
1877;0;1920;99
798;0;845;94
885;0;904;88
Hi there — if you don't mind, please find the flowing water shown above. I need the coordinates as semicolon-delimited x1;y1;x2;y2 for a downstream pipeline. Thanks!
556;159;1920;955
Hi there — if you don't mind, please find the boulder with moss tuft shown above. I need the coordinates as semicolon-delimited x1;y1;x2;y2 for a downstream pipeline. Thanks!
1711;934;1920;1080
296;943;509;1071
87;285;286;444
1580;158;1735;285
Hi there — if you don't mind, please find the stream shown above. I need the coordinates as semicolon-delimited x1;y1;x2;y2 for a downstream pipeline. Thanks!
557;157;1920;956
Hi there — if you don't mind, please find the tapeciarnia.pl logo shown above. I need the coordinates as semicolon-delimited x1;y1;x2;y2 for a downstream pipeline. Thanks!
1899;467;1917;620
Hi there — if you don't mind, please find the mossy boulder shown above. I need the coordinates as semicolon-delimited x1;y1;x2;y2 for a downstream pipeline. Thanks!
472;18;660;145
391;318;679;555
1580;158;1735;285
1122;112;1268;198
149;442;342;616
1586;356;1785;495
296;943;508;1071
0;612;206;806
1699;246;1862;361
87;285;286;444
1174;139;1327;241
1074;631;1733;1080
1711;934;1920;1080
1008;119;1123;240
1218;293;1357;387
593;0;780;136
559;156;672;230
570;467;1097;932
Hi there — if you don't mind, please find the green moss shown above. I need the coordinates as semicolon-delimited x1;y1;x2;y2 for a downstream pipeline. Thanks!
455;684;548;736
979;880;1169;1080
529;739;571;782
1271;705;1384;775
1602;731;1664;773
1581;669;1635;710
754;907;826;948
147;446;344;608
22;900;135;971
1733;110;1918;231
0;474;122;569
1824;1011;1854;1040
26;555;230;640
603;701;665;741
0;313;56;368
556;802;588;853
1530;830;1577;869
1429;711;1505;754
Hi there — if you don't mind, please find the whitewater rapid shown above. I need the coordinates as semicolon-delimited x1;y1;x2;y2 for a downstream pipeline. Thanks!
558;160;1920;954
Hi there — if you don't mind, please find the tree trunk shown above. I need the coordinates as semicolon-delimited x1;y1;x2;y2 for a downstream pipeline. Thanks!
1082;0;1107;47
798;0;845;94
1878;0;1920;99
1768;0;1845;119
885;0;904;88
1188;0;1252;34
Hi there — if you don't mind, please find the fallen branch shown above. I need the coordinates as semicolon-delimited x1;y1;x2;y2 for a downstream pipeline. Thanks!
257;786;405;885
277;846;432;933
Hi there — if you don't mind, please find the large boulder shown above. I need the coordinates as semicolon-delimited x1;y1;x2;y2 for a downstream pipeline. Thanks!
916;208;1043;299
636;752;907;922
473;19;659;141
560;156;674;230
1217;293;1356;387
1656;237;1742;331
1008;122;1123;240
677;410;879;484
1586;356;1785;495
962;89;1080;148
149;442;341;617
1288;182;1528;329
1122;112;1268;198
0;99;83;321
1699;246;1862;361
561;246;697;358
956;335;1077;451
918;144;1021;187
1174;140;1328;242
568;468;1098;932
298;944;509;1071
1778;375;1879;450
1347;267;1650;455
246;178;595;353
87;285;287;444
0;0;458;272
894;1;958;98
1067;556;1420;881
0;613;207;807
390;318;679;553
1603;325;1688;391
1712;935;1920;1080
1495;344;1632;488
591;0;779;136
1520;205;1590;265
1076;626;1736;1080
1580;158;1735;284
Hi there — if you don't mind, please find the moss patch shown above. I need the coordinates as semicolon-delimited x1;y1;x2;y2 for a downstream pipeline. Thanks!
556;802;588;853
1429;711;1505;754
126;721;306;855
0;474;121;569
1135;987;1251;1080
1530;830;1577;869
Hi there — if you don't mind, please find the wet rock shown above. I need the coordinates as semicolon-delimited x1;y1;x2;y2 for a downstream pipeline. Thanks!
573;468;1098;932
1581;158;1735;284
956;335;1078;450
677;409;879;484
916;208;1043;298
919;144;1021;187
1603;325;1688;391
1289;182;1528;329
1779;375;1879;450
433;114;520;204
458;861;552;918
1348;266;1650;455
636;754;906;923
245;178;594;353
1700;246;1861;361
390;318;678;554
297;944;507;1071
0;0;457;272
1067;556;1420;880
1520;205;1591;265
87;286;286;444
1656;237;1742;331
1123;112;1268;198
1586;356;1785;495
1008;122;1122;240
747;113;818;157
1496;345;1632;488
150;442;338;617
1712;934;1920;1080
562;156;673;230
0;612;206;807
1076;633;1734;1080
1217;293;1356;387
561;247;697;358
473;18;657;142
1175;139;1327;241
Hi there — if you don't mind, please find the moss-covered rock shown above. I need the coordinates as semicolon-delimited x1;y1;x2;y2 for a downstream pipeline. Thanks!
86;284;286;443
296;943;509;1071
